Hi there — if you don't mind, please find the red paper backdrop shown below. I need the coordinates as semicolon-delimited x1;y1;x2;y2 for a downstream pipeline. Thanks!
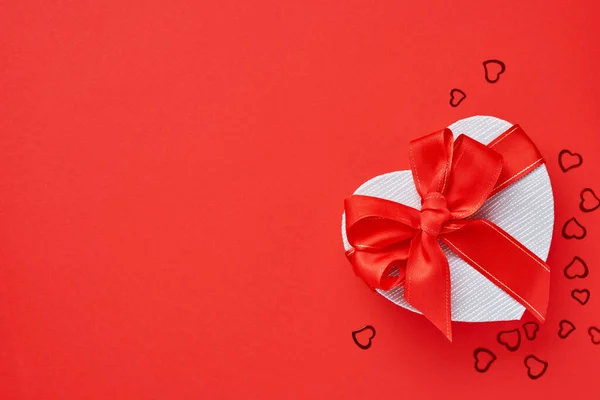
1;1;600;399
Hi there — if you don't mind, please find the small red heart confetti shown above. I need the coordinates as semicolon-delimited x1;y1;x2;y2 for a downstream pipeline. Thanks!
524;355;548;380
523;322;539;341
558;150;583;172
483;60;506;83
497;329;521;351
558;320;576;339
564;256;589;279
571;289;590;305
580;188;600;213
449;89;466;107
589;327;600;345
352;325;376;350
562;218;587;240
473;348;496;373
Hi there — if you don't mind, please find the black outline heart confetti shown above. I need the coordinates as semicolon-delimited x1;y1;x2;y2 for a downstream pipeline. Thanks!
580;188;600;213
562;218;587;240
524;355;548;380
523;322;539;341
589;327;600;345
571;289;590;306
483;60;506;83
449;89;466;107
558;320;576;339
497;329;521;352
564;256;589;279
351;325;376;350
473;348;496;373
558;150;583;172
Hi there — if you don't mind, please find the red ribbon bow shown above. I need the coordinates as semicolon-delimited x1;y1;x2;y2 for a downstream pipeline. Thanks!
344;125;551;341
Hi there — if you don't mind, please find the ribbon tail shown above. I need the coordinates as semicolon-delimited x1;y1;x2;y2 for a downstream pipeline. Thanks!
441;219;550;322
405;232;453;341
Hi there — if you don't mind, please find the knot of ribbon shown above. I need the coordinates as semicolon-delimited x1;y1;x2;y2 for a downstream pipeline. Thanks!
344;125;551;341
420;193;450;236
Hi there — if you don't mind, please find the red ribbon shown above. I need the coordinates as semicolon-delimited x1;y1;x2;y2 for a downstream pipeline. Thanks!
344;125;550;341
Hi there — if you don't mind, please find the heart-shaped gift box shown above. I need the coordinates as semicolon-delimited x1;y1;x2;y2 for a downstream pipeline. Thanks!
341;115;554;327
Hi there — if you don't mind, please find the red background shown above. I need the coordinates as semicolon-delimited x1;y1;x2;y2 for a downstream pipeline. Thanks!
1;1;600;398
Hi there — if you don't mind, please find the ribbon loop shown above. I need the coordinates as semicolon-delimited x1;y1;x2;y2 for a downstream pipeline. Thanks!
443;135;503;219
408;128;454;197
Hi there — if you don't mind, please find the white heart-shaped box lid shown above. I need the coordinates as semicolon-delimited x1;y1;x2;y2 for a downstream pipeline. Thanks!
341;115;554;322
